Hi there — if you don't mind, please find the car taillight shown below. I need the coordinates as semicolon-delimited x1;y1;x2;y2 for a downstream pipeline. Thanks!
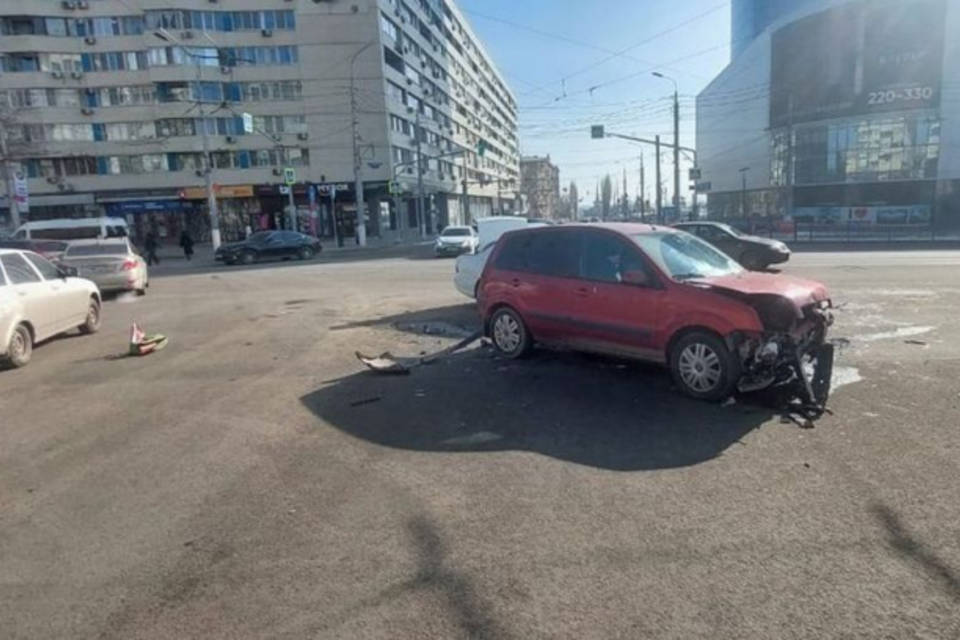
122;260;137;271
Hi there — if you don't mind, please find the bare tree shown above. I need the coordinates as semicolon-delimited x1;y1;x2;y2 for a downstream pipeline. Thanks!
600;174;612;221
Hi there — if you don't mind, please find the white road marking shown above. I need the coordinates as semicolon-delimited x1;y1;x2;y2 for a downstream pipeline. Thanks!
857;326;935;342
442;431;503;446
831;366;863;392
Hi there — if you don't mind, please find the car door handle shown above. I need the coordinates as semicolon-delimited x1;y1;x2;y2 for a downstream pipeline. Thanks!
574;286;592;297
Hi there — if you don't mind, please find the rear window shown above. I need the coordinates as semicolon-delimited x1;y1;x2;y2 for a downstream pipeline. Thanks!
442;228;471;237
494;231;579;278
65;243;128;257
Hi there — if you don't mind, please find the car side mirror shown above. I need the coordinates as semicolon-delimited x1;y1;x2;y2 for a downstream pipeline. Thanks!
59;265;78;278
621;269;651;287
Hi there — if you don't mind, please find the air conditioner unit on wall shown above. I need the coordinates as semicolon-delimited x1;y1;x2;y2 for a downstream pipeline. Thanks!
84;36;96;45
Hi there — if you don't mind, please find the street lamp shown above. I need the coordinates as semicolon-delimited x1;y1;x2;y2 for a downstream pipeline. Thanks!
739;166;750;218
154;28;223;250
350;41;375;247
652;72;680;217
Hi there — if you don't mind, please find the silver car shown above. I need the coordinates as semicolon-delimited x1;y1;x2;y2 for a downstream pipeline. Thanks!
0;249;102;368
60;238;149;295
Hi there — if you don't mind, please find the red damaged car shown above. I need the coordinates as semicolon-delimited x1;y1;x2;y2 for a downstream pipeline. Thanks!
478;223;833;403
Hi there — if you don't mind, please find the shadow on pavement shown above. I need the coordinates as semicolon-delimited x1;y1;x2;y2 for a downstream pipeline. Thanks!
301;342;774;471
871;503;960;601
329;303;479;335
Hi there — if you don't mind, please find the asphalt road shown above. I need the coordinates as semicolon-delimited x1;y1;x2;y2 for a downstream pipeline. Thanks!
1;249;959;639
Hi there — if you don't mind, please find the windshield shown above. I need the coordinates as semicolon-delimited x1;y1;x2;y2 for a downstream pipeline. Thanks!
64;243;128;257
442;228;471;237
247;232;274;244
633;232;743;280
714;223;743;237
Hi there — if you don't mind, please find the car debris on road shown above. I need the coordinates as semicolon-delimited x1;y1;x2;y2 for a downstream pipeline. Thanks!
356;331;481;374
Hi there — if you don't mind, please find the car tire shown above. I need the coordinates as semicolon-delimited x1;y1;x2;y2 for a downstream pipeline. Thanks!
298;247;315;260
240;251;256;265
740;250;765;271
5;323;32;368
489;307;532;359
669;331;740;402
79;297;102;335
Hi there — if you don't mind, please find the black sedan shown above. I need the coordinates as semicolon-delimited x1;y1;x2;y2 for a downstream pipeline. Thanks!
672;221;790;270
215;231;322;265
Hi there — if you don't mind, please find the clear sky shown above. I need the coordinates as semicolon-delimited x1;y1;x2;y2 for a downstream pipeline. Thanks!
456;0;732;209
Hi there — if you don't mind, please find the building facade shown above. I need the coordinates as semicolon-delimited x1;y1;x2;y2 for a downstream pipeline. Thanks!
520;155;559;220
698;0;960;231
0;0;519;243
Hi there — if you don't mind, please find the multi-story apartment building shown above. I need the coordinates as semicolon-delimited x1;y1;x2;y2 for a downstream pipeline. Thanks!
0;0;519;244
520;155;559;220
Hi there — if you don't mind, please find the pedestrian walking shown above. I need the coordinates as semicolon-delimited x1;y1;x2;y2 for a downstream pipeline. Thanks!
144;230;160;266
179;230;194;261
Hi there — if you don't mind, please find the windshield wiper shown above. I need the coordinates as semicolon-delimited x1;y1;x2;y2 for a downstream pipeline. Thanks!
673;273;706;281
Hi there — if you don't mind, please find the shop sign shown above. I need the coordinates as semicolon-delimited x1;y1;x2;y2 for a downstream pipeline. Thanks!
179;185;253;199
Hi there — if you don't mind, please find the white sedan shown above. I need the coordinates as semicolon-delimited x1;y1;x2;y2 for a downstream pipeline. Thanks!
0;249;102;368
454;243;495;299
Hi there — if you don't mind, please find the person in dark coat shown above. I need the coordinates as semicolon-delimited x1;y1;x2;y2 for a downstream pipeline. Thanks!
179;230;194;261
144;231;160;266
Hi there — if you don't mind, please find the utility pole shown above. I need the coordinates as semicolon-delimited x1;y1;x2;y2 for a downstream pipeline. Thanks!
414;109;426;237
739;166;750;218
350;42;374;247
652;72;680;219
639;155;646;221
0;106;22;230
461;153;470;225
655;135;662;223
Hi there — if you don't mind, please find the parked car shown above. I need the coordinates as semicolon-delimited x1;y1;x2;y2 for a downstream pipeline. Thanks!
0;239;70;263
0;249;102;368
454;243;496;298
478;223;832;402
59;238;148;295
435;226;479;257
672;221;790;270
215;231;321;265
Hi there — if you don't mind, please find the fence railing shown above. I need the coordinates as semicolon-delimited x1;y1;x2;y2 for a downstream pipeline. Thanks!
739;222;959;243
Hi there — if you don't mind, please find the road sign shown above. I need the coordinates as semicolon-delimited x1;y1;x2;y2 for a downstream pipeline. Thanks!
590;125;605;139
242;112;254;134
13;170;29;212
695;181;711;192
279;185;290;195
688;168;701;180
389;180;402;195
283;167;296;186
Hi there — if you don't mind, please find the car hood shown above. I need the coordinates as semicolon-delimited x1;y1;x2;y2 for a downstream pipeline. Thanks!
689;272;829;311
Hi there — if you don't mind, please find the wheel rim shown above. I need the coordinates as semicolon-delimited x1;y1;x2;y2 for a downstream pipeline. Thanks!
11;330;26;359
493;314;521;353
87;303;99;327
678;343;722;393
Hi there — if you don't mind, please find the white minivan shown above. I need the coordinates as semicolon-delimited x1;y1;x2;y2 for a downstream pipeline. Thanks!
13;217;129;241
